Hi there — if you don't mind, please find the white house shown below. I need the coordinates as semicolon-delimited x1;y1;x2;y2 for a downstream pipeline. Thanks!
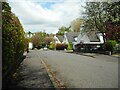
53;35;61;44
62;31;79;45
73;30;104;51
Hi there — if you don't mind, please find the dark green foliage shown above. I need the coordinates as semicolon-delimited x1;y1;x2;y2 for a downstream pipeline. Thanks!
56;26;71;35
2;2;25;74
104;40;117;52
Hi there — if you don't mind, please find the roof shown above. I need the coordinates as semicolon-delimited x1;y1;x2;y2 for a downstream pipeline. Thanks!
86;31;100;42
56;35;64;42
66;32;79;42
75;31;103;45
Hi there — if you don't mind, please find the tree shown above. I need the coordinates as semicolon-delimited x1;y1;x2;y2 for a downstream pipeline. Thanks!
71;18;84;32
103;2;120;41
56;26;71;35
83;2;106;42
44;36;54;45
31;32;42;48
31;32;47;48
105;24;120;42
83;2;120;42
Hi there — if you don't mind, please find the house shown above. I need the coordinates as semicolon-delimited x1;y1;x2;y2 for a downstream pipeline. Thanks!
54;32;79;44
54;32;79;50
56;35;64;43
74;30;104;52
53;35;61;44
55;29;104;52
25;32;35;38
62;31;79;44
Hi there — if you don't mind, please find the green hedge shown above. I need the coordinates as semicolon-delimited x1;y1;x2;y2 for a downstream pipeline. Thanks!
2;2;25;74
104;40;117;52
67;42;73;50
49;42;55;50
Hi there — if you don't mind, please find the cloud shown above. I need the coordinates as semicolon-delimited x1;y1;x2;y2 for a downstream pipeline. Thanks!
8;0;85;34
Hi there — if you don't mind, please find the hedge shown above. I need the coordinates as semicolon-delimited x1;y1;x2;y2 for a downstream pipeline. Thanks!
2;2;25;83
67;42;73;50
56;43;68;50
104;40;117;53
49;42;55;50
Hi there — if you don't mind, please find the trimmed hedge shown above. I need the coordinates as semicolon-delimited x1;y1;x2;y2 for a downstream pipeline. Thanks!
67;42;73;50
2;2;25;80
56;43;68;50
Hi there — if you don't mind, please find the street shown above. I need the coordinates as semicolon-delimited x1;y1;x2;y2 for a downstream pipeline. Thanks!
3;1;120;89
36;50;118;88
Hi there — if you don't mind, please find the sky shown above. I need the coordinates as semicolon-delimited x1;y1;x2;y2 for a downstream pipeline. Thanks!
8;0;86;34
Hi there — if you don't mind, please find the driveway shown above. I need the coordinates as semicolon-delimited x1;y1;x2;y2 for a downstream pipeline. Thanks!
37;50;118;88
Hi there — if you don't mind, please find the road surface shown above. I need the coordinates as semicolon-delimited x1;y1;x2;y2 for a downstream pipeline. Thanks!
36;50;118;88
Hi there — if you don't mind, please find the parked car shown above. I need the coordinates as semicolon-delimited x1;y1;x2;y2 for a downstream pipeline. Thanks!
43;47;48;51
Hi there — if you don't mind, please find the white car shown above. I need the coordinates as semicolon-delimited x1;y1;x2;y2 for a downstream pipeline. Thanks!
43;47;48;51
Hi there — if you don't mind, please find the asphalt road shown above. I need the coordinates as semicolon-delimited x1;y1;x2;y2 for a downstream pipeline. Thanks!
37;50;118;88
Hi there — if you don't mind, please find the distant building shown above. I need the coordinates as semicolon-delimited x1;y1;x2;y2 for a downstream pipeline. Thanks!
29;42;33;49
25;32;35;38
24;32;34;49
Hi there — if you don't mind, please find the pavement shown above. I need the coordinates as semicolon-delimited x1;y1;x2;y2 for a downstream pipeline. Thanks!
8;50;55;89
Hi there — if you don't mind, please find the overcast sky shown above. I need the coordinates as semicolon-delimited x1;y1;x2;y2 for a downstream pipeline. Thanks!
8;0;86;34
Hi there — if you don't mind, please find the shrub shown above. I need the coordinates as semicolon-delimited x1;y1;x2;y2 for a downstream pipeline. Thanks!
67;42;73;50
104;40;117;52
24;38;31;51
56;43;68;50
49;42;55;50
2;2;25;74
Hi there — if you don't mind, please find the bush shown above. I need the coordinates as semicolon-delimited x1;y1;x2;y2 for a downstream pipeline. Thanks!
67;42;73;50
37;46;41;49
49;42;55;50
56;43;68;50
104;40;117;52
2;2;25;74
24;38;30;51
